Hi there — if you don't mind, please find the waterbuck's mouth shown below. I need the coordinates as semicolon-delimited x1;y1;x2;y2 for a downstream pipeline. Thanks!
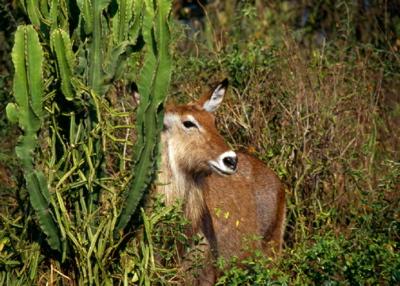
209;161;236;176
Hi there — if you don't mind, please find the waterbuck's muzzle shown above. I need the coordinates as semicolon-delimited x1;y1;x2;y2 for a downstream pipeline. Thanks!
209;151;238;175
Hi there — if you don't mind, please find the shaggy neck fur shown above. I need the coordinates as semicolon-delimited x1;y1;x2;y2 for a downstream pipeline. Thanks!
156;135;206;231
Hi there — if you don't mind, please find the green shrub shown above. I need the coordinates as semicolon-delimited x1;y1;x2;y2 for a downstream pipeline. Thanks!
1;0;399;284
2;0;173;284
172;2;399;285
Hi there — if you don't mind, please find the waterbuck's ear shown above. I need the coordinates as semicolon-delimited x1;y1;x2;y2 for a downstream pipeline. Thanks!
198;79;229;112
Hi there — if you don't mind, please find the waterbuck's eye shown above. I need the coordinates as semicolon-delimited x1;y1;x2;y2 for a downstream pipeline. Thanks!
182;120;198;129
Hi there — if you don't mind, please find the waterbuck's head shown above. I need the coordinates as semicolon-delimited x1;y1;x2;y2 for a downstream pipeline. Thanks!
163;79;238;177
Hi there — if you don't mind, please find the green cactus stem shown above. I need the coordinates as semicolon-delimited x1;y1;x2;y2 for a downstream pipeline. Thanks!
115;0;172;233
7;25;61;252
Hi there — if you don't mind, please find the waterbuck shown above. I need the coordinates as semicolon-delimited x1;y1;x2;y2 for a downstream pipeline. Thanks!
155;79;286;284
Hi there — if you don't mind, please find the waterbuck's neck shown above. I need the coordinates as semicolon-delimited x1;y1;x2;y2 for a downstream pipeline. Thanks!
156;135;206;231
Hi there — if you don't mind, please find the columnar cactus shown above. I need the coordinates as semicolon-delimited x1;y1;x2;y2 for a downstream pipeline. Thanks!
6;25;61;252
116;0;172;232
8;0;172;281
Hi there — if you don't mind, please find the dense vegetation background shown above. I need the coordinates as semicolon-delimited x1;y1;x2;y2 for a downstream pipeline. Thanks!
1;0;399;285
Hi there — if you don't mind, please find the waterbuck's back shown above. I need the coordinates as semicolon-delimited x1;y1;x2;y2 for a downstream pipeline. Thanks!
203;152;285;260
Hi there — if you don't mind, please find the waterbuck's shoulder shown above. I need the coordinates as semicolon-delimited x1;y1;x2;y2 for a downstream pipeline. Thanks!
236;152;280;183
204;152;282;199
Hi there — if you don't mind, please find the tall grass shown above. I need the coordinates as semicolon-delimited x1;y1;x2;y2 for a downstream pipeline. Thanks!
171;1;400;284
1;0;177;284
0;0;399;285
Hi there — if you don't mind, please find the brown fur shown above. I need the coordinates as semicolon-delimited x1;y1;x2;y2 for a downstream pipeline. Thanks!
203;154;285;260
155;81;286;284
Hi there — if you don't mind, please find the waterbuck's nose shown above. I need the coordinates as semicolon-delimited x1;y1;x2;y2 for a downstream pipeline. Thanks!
222;153;238;171
209;151;238;175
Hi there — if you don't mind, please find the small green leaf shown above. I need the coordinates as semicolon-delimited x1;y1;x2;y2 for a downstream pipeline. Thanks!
6;103;19;124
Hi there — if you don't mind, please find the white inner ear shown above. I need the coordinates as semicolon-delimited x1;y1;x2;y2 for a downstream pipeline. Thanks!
203;85;226;112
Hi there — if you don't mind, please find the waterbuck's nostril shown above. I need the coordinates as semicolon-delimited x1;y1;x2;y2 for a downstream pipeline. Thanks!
211;151;238;175
223;156;238;171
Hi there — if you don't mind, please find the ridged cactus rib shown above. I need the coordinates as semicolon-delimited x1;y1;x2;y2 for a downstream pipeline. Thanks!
8;25;61;252
76;0;93;34
49;0;59;32
112;0;134;43
27;171;61;251
88;0;112;95
11;25;43;169
26;0;41;27
51;29;76;101
116;0;172;232
131;0;144;43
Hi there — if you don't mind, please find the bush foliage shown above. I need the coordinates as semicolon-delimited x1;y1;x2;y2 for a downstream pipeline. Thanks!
1;0;399;285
